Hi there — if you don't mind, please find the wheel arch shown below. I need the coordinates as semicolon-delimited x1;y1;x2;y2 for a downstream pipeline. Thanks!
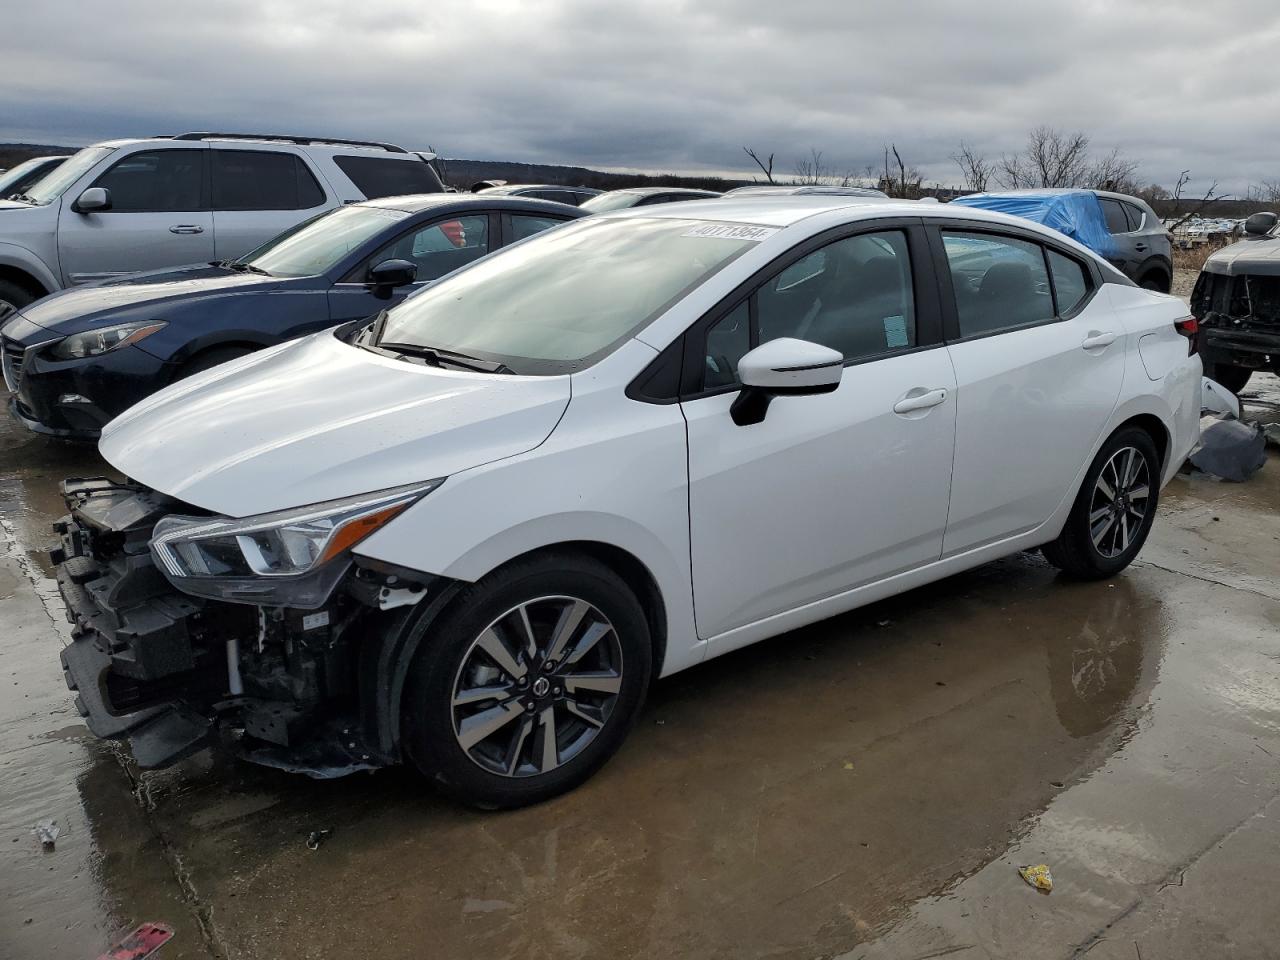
368;539;670;763
1135;255;1172;291
0;253;55;300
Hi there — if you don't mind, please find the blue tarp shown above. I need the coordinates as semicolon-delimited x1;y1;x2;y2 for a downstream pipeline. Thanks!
951;190;1118;259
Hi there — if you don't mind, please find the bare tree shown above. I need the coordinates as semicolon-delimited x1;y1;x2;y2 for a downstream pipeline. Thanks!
792;148;832;185
1085;147;1141;193
1166;170;1227;231
743;146;776;184
880;144;925;199
998;126;1091;189
950;141;993;192
1246;179;1280;206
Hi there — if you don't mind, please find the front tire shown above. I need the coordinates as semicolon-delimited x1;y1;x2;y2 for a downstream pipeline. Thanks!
1042;427;1161;580
0;277;40;323
401;553;652;809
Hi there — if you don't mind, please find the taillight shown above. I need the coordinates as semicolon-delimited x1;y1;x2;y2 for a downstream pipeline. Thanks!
1175;315;1198;355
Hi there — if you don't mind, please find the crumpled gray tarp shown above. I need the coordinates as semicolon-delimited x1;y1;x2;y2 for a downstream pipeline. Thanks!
1190;414;1267;482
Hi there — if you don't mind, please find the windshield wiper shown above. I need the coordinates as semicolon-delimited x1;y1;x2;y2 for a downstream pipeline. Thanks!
224;261;272;276
7;193;37;205
377;342;514;374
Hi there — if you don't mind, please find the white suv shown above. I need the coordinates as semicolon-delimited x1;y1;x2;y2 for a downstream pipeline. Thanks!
0;133;443;318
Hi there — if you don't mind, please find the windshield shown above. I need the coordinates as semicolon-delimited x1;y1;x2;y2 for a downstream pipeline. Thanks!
242;204;409;278
376;216;759;374
0;158;56;195
579;192;643;213
23;146;114;205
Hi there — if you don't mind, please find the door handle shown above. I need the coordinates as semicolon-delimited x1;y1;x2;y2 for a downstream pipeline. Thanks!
169;224;204;235
1082;331;1117;350
1134;242;1148;252
893;388;948;415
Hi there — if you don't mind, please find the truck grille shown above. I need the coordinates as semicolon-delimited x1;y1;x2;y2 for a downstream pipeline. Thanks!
1;337;24;393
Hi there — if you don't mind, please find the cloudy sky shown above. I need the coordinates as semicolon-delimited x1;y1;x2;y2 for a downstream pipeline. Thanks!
3;0;1279;193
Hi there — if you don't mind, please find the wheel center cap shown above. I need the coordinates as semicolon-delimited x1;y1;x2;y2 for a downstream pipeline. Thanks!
532;677;551;697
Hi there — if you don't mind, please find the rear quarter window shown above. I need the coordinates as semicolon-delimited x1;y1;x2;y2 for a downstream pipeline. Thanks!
333;156;443;199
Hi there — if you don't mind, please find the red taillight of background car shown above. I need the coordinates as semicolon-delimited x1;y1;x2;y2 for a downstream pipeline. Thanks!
1175;315;1198;355
440;220;465;248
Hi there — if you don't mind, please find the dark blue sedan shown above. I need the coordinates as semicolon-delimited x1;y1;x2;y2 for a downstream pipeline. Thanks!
1;194;581;437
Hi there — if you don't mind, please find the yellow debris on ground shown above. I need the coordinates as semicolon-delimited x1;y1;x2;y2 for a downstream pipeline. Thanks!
1018;864;1053;893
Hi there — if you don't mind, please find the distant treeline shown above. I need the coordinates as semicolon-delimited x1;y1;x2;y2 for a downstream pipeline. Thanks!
438;158;749;193
0;143;75;170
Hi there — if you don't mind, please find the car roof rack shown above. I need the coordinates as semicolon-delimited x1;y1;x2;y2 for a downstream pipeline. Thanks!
167;132;408;154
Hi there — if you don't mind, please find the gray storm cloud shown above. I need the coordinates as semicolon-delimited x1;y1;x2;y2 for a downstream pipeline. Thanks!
2;0;1278;193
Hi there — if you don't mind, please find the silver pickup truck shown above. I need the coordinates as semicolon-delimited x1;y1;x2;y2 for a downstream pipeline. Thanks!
0;132;444;320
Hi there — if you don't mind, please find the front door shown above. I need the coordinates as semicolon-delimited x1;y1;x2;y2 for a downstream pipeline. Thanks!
57;147;213;285
683;225;957;644
933;227;1126;555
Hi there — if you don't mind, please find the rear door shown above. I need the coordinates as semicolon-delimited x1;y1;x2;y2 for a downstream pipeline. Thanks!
933;224;1125;555
210;149;330;261
1099;197;1142;278
57;146;213;284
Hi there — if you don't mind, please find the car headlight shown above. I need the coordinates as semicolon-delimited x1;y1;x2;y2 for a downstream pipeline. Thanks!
149;479;442;607
49;321;166;360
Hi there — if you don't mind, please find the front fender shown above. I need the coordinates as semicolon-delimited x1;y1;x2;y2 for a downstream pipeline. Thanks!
0;241;59;294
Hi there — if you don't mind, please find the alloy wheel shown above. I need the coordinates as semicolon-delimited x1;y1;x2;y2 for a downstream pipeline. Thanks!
450;596;624;778
1088;446;1151;559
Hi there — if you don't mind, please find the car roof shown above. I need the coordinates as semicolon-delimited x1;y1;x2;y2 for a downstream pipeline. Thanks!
594;195;1114;251
597;195;906;227
355;193;585;216
605;187;721;197
967;186;1154;208
88;135;422;157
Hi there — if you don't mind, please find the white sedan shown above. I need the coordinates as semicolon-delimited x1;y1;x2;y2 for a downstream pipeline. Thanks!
55;196;1201;807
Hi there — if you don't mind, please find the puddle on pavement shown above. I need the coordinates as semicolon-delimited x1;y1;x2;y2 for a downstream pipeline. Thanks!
1;385;1277;960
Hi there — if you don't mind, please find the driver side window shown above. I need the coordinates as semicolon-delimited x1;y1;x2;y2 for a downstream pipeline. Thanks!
366;214;491;283
700;230;916;390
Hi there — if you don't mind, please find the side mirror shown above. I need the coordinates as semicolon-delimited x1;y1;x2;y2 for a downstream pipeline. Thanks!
731;337;843;426
1244;212;1277;237
368;258;417;297
74;187;111;213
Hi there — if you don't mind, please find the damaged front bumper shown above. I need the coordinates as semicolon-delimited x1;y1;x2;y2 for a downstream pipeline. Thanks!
52;478;430;776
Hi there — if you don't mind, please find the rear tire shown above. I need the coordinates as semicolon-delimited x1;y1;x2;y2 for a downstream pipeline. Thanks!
401;552;652;809
1139;273;1170;293
1205;363;1252;395
1042;427;1161;580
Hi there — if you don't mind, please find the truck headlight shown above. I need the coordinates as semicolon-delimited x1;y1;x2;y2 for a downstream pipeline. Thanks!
49;321;167;360
149;480;442;607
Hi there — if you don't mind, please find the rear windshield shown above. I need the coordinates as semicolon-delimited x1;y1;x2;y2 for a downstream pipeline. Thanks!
375;216;759;374
579;192;643;213
333;156;443;199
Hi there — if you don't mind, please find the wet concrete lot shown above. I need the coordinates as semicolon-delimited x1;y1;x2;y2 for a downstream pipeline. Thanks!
2;381;1278;960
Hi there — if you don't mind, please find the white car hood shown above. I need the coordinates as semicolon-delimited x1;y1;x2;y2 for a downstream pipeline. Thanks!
99;332;571;517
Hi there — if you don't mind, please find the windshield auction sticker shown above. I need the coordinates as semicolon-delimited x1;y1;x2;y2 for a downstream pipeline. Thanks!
683;223;779;241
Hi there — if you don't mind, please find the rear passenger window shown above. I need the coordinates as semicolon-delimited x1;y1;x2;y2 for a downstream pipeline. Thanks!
333;156;443;199
941;232;1054;337
700;230;916;389
1122;202;1145;231
1047;249;1091;314
504;213;567;242
91;149;204;212
1100;198;1131;234
212;151;325;211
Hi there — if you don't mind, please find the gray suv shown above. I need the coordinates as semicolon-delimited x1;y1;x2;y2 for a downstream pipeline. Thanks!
1093;189;1172;292
0;133;444;319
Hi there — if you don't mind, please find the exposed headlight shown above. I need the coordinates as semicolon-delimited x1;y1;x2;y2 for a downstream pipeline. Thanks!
49;321;166;360
150;479;442;607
